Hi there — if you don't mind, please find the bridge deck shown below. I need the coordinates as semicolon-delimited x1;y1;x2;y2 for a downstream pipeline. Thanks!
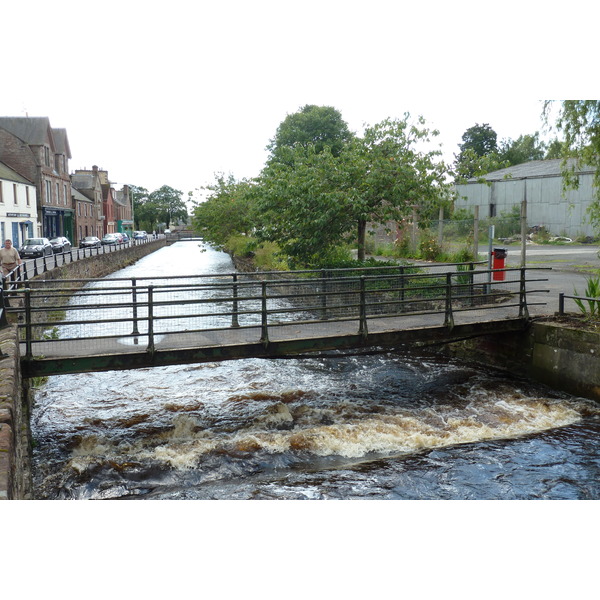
21;310;529;377
8;264;546;377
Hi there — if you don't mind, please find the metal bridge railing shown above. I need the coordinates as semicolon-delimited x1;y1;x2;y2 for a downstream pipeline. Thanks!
3;265;549;360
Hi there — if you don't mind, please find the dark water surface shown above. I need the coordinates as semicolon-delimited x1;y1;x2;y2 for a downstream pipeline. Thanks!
30;242;600;500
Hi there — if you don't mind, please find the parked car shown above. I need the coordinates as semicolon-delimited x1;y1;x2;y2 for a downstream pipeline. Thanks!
101;233;121;245
120;232;130;243
80;236;102;249
49;236;72;253
19;238;53;258
133;230;148;240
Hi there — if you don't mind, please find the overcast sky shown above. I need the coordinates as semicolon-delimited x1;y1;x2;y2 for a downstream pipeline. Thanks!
2;1;598;202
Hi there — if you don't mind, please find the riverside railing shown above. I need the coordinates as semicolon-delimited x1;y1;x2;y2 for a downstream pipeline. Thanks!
0;236;157;292
4;265;548;360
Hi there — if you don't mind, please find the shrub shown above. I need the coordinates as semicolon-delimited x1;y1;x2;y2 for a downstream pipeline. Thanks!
574;276;600;317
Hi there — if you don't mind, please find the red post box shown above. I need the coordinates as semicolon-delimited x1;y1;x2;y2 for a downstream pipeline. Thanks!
492;247;507;281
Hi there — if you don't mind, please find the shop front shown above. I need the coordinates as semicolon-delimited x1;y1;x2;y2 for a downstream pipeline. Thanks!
43;208;74;242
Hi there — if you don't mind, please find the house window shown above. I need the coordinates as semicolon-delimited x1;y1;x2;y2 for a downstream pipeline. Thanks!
56;182;60;205
45;180;52;203
0;183;4;204
78;202;81;217
489;203;496;218
44;146;50;167
64;184;68;206
13;184;18;205
26;187;30;206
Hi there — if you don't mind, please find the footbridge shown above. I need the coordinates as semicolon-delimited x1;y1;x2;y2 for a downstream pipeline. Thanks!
2;264;549;378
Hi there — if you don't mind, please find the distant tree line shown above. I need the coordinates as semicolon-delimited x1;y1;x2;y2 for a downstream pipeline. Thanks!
129;185;189;232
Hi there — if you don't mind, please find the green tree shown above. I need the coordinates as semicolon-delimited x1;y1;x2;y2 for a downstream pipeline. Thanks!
130;185;153;230
192;174;257;248
498;132;547;165
454;123;499;178
256;115;452;266
256;144;353;266
267;104;353;161
544;100;600;230
348;116;451;260
544;138;564;159
453;148;508;184
148;185;188;229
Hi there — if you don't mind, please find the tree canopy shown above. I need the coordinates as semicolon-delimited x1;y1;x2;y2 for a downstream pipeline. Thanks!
544;100;600;229
267;104;354;161
192;174;256;248
255;114;451;265
148;185;188;229
132;184;188;231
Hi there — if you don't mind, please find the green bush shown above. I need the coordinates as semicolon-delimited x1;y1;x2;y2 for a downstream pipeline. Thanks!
253;242;289;271
574;276;600;317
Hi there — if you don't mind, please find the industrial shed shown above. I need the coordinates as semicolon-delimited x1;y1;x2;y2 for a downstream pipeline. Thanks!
454;159;598;238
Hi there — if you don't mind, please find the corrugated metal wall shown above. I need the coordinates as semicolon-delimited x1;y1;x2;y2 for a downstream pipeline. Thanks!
455;173;596;237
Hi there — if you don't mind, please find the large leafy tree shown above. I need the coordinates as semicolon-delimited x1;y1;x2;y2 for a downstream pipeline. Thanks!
498;132;547;166
267;104;354;162
148;185;188;229
130;185;150;230
347;116;451;260
256;144;354;266
256;115;452;265
544;100;600;230
454;123;501;179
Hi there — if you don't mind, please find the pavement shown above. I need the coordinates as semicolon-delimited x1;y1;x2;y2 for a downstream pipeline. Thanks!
490;243;599;316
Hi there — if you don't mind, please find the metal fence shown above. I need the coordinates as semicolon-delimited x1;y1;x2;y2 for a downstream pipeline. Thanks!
3;264;548;359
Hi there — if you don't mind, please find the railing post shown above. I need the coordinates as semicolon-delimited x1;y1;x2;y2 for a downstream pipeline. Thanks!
146;285;155;353
43;253;47;272
444;272;454;329
468;262;475;307
558;292;565;316
320;269;328;320
24;288;33;359
260;281;269;347
398;266;405;312
358;276;368;340
231;273;240;328
131;277;140;336
0;287;8;330
519;268;529;319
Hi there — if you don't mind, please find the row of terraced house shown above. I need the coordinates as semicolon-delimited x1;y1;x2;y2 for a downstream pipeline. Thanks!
0;116;133;248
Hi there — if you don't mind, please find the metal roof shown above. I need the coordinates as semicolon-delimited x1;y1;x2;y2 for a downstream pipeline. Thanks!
467;158;595;183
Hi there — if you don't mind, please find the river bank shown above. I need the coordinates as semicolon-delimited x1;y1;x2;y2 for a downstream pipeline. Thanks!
0;238;165;499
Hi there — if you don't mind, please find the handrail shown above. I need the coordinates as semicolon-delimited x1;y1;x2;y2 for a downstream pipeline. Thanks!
558;292;600;315
6;267;547;361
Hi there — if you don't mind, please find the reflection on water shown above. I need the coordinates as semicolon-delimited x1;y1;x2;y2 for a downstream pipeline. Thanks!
30;242;600;500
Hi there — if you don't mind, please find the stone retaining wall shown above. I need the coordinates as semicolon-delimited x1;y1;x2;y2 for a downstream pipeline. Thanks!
0;238;165;499
439;318;600;402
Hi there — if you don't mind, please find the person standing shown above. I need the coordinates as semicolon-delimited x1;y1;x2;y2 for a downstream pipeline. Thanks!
0;239;22;277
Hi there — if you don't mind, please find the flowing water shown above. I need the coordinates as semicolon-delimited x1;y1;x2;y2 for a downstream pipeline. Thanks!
30;242;600;500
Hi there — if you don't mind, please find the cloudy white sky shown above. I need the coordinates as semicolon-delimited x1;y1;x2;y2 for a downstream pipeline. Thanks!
2;0;598;201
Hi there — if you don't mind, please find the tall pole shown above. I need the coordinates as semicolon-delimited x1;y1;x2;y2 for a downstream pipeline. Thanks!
520;184;527;268
473;205;479;261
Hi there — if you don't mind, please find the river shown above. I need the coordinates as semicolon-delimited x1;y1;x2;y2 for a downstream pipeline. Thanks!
30;241;600;500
